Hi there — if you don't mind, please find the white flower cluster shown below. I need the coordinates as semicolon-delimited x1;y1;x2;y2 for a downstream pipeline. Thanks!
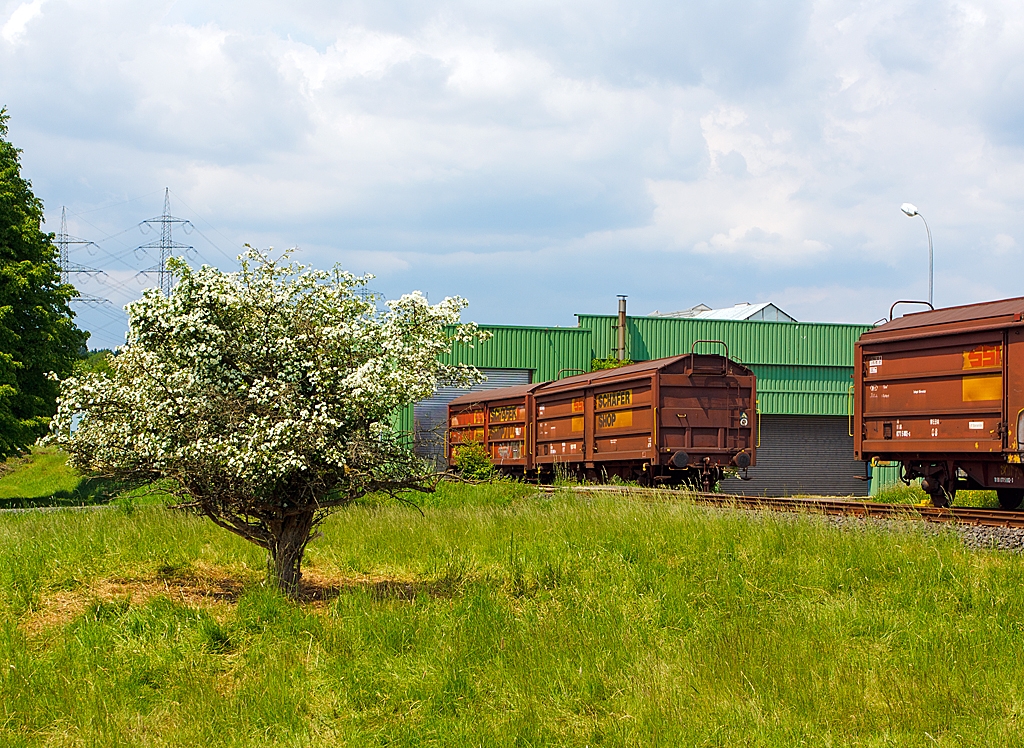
46;249;487;494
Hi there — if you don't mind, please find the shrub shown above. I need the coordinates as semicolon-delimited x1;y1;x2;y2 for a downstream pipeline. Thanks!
453;441;494;481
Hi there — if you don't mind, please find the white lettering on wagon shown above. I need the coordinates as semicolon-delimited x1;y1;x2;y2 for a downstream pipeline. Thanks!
969;421;985;430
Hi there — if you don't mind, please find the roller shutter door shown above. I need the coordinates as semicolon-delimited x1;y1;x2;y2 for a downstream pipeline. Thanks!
721;415;868;497
414;368;532;469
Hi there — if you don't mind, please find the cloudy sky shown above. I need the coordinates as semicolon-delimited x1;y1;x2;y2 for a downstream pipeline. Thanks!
2;0;1023;348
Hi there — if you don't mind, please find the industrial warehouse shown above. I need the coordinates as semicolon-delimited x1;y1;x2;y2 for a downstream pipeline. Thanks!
402;300;895;497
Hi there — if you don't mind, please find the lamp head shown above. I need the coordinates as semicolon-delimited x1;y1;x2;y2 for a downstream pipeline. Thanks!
901;203;919;217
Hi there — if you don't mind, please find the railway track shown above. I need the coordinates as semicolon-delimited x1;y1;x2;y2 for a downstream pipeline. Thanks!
535;484;1024;529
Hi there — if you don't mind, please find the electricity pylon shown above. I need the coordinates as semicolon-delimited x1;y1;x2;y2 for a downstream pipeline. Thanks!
137;188;193;295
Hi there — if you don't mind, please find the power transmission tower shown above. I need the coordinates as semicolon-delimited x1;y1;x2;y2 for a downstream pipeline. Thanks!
56;206;107;302
137;188;193;295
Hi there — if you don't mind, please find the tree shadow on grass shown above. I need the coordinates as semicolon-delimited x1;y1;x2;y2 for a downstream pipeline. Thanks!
0;476;124;510
297;576;465;604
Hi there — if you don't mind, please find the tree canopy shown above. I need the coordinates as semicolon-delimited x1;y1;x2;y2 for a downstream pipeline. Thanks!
0;108;86;457
49;248;485;595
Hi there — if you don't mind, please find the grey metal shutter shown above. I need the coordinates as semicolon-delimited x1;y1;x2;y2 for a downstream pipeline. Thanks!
414;368;532;469
721;415;869;497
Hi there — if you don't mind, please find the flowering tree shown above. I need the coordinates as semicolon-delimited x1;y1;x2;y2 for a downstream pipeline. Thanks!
47;248;484;595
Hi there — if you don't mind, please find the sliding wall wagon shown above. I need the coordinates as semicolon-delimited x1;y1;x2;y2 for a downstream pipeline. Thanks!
448;352;757;488
855;297;1024;508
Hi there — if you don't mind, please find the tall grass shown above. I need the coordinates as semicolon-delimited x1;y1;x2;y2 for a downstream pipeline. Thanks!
3;485;1024;745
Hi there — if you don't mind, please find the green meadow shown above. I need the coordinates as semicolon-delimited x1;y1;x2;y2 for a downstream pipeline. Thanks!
2;456;1024;746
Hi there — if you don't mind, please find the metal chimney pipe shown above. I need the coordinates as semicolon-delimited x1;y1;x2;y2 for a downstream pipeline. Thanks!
617;295;627;361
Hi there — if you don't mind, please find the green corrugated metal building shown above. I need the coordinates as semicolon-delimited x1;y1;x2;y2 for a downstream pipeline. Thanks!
409;311;893;496
444;325;592;382
577;314;870;417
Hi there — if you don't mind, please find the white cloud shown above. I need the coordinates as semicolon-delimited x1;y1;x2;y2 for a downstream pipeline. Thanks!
2;0;45;43
4;0;1024;345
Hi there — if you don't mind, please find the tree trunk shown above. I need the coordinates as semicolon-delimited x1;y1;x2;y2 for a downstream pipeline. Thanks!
269;509;315;597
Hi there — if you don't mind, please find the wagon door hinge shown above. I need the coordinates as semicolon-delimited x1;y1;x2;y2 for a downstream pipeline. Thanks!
997;421;1008;439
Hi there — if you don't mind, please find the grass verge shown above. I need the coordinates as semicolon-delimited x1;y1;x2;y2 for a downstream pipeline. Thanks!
2;484;1024;746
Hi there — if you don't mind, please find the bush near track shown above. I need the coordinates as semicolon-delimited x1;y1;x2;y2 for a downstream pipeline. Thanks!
2;467;1024;746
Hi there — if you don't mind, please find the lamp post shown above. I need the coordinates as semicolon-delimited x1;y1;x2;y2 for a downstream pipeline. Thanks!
901;203;933;307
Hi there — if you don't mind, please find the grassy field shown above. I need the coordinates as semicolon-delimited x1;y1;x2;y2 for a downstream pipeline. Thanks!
0;448;119;509
3;474;1024;746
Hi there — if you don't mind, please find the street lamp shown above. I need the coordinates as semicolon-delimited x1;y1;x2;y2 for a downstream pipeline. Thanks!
901;202;933;307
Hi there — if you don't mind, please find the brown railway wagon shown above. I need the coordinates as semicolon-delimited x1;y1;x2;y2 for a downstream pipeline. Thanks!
448;352;757;487
448;383;544;471
854;297;1024;508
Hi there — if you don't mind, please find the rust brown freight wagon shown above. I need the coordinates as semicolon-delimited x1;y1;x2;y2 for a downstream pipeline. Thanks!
448;383;544;473
854;297;1024;508
448;351;757;488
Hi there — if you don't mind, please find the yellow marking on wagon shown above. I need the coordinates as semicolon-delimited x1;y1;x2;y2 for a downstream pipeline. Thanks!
595;389;632;410
963;344;1002;370
962;374;1001;402
596;410;633;429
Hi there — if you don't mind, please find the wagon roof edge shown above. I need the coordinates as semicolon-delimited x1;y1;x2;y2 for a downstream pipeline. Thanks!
862;296;1024;339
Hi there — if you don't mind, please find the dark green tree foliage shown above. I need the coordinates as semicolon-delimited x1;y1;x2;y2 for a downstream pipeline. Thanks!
0;108;86;457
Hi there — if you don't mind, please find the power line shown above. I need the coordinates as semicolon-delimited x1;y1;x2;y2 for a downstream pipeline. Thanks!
73;189;166;216
167;188;243;265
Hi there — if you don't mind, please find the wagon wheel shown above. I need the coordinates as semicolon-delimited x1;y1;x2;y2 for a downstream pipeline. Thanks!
927;483;955;508
996;488;1024;510
922;472;954;508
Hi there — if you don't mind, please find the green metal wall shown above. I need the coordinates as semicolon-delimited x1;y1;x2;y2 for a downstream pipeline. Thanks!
419;316;872;422
394;325;590;441
750;364;855;417
390;403;415;444
870;463;903;496
576;315;871;416
443;325;593;383
577;314;869;366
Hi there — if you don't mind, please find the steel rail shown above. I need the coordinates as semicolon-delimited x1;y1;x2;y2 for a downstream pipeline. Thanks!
534;484;1024;529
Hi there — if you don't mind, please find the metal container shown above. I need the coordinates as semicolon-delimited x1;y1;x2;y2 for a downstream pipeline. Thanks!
448;351;757;488
854;297;1024;508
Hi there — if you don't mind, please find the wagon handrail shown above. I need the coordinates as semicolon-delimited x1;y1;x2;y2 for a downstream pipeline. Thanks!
689;340;730;375
888;300;934;321
689;339;730;359
556;368;587;380
756;399;761;448
847;384;855;437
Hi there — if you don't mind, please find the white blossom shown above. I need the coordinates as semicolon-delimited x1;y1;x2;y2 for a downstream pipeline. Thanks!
46;247;489;494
